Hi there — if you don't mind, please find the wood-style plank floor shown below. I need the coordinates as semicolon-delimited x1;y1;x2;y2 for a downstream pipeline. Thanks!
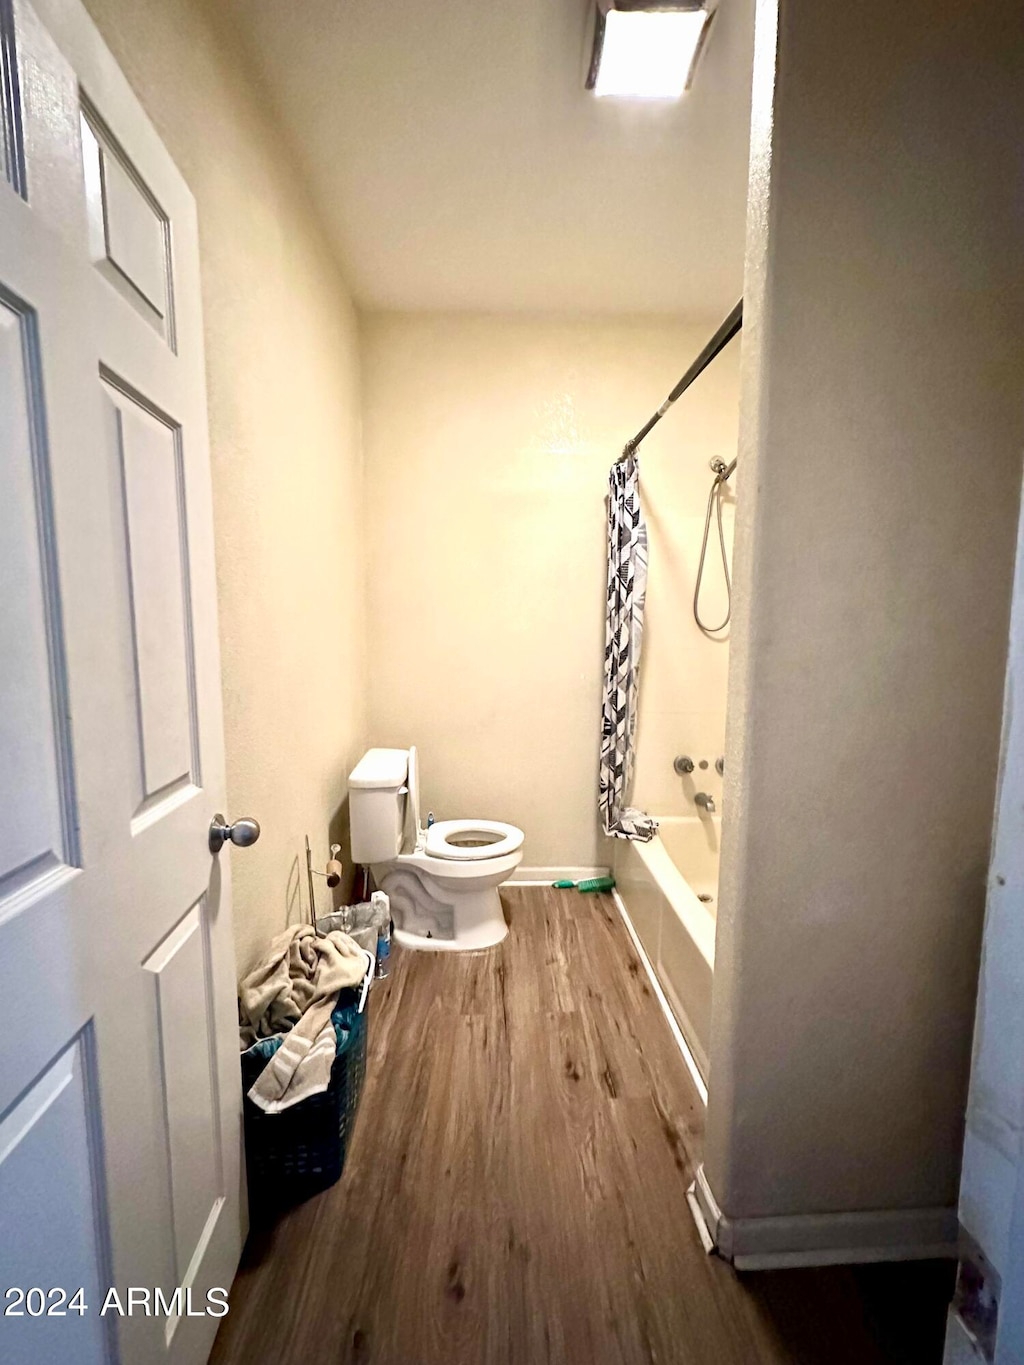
210;888;953;1365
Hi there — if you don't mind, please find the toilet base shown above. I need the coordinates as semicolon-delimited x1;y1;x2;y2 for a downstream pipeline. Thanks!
394;915;508;953
374;867;510;953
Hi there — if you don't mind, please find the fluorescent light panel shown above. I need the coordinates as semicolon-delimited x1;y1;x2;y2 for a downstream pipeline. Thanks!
593;8;709;99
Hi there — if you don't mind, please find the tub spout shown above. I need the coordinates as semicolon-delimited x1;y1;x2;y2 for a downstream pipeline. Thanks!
695;792;716;814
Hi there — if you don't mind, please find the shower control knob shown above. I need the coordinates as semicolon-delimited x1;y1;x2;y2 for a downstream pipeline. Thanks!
673;755;695;775
209;814;261;853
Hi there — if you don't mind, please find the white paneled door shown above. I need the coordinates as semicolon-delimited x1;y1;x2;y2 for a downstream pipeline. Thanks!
0;2;244;1363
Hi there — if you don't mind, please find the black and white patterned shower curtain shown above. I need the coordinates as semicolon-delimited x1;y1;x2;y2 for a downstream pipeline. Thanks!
599;449;657;841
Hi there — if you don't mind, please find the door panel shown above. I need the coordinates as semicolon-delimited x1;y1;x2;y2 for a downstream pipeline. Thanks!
143;899;222;1295
0;290;77;916
0;1030;116;1365
102;378;199;821
0;1;26;196
80;103;173;343
1;2;242;1361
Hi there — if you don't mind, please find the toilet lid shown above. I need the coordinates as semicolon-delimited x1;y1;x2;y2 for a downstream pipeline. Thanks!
402;745;421;853
424;819;524;862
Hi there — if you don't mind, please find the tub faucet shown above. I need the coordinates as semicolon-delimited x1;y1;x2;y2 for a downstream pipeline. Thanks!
695;792;716;814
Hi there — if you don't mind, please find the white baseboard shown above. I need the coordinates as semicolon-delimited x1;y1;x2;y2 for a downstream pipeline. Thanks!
506;866;610;886
690;1164;959;1269
942;1307;984;1365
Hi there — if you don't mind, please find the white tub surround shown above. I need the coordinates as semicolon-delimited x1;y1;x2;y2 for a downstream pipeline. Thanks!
614;816;718;1082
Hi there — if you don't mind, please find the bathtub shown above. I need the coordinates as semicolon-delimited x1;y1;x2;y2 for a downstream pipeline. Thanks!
613;816;719;1084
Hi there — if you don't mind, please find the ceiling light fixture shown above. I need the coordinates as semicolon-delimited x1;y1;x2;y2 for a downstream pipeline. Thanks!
586;2;712;99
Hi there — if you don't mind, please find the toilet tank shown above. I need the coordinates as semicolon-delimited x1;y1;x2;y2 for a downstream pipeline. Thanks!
348;748;409;864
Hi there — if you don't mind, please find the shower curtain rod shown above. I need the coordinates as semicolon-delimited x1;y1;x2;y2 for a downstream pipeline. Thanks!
620;299;743;458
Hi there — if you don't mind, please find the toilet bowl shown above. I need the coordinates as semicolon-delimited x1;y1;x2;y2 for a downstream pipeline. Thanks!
348;746;523;951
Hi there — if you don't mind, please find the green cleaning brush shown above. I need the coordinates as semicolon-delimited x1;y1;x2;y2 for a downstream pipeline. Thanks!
552;875;616;893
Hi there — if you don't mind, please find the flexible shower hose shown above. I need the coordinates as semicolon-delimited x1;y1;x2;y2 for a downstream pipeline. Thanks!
693;467;733;636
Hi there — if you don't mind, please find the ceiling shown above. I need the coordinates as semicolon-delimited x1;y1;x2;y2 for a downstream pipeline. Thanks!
224;0;754;317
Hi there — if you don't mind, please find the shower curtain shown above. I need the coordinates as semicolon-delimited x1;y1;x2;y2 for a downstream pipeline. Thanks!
599;448;657;842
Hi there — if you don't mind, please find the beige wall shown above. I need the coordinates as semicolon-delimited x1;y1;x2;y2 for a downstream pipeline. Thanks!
83;0;366;971
360;314;739;871
704;0;1024;1251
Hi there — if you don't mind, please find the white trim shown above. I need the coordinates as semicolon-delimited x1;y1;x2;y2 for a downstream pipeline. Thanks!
686;1181;716;1255
941;1307;982;1365
690;1164;959;1269
506;866;610;885
611;889;708;1105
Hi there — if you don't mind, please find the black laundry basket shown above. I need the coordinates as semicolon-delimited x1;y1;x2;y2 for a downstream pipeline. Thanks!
241;987;368;1218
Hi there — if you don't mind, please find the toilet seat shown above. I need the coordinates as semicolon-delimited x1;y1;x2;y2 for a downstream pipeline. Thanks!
424;819;524;862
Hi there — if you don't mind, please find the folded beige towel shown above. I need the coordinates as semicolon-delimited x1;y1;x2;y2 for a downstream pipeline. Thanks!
239;924;369;1113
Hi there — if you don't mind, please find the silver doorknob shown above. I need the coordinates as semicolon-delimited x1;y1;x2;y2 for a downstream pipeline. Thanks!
209;814;261;853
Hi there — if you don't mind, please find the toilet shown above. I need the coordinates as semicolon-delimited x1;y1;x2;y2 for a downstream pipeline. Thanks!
348;746;524;951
